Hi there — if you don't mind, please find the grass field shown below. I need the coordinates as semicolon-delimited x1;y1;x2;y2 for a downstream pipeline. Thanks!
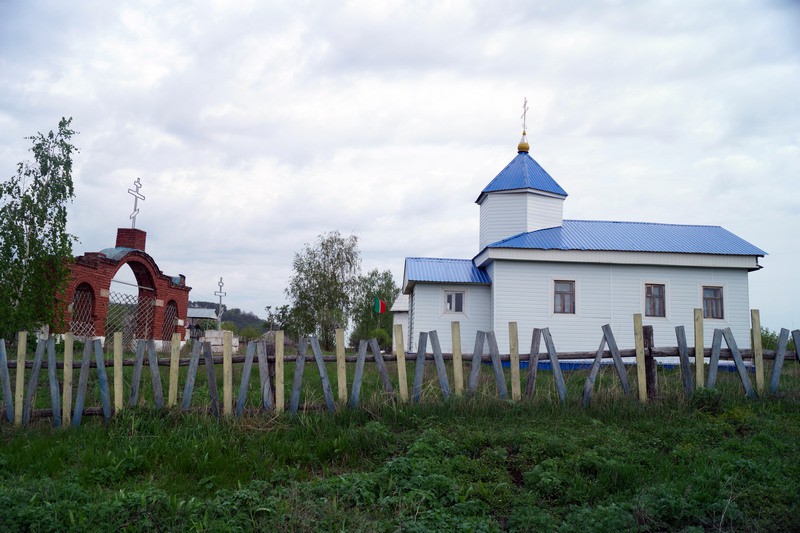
2;353;800;531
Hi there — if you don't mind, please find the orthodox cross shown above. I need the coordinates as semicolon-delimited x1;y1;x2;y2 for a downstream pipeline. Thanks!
521;97;529;133
215;277;227;330
127;178;145;229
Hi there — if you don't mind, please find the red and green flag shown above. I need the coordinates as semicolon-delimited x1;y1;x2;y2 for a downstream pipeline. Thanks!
373;297;387;314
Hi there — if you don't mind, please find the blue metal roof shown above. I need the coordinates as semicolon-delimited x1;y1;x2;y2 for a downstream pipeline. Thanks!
405;257;491;284
477;151;568;202
487;220;766;256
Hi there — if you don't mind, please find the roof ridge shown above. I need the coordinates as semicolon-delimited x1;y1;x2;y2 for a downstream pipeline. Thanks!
407;257;474;262
564;219;723;229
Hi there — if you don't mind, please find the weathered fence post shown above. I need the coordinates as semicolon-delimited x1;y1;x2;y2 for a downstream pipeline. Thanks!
412;332;428;404
541;328;566;404
204;341;220;417
14;331;27;426
275;330;284;413
428;331;451;400
509;322;521;401
46;338;61;428
451;322;463;397
694;309;704;389
129;340;146;407
467;331;485;397
394;324;408;402
768;328;790;394
289;338;307;414
335;328;347;403
643;325;658;400
601;324;631;395
581;336;608;408
22;339;46;426
181;340;202;411
94;339;112;421
750;309;764;394
0;340;13;423
706;329;724;388
113;332;123;414
486;331;509;400
223;330;233;416
675;326;694;395
369;338;394;396
633;314;647;403
62;333;73;425
168;332;180;407
312;336;336;412
256;341;273;410
146;340;164;409
525;328;542;399
722;328;756;399
236;341;256;417
72;340;92;427
350;339;367;409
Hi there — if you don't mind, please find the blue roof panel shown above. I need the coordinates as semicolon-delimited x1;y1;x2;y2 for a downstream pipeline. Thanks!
405;257;491;284
478;152;568;202
488;220;766;256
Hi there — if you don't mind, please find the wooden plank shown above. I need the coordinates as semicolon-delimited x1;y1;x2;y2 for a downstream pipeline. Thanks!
428;331;451;401
412;332;428;404
706;329;723;388
542;328;567;404
22;339;46;426
369;338;394;395
62;333;73;426
72;339;92;427
0;340;13;423
203;341;220;417
94;339;111;421
643;325;658;400
222;330;233;416
675;326;694;395
451;322;463;397
467;331;485;397
768;328;790;394
722;328;757;399
633;314;647;403
14;331;27;426
311;337;336;412
275;331;285;413
181;340;202;411
508;322;521;401
581;336;607;408
128;340;146;407
168;332;180;407
147;340;164;409
525;328;542;400
602;325;631;395
256;341;273;410
289;338;307;414
335;328;347;403
236;341;256;417
46;338;61;428
349;339;368;409
486;331;509;400
694;308;704;388
394;324;408;403
750;309;764;394
113;332;123;413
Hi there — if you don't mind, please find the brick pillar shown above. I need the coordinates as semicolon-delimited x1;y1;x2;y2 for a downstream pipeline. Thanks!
116;228;147;251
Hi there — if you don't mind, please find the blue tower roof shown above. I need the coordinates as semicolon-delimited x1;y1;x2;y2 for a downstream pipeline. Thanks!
476;151;568;203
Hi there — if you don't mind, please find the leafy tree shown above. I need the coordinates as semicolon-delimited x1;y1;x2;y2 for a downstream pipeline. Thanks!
221;321;238;334
761;326;795;351
0;118;78;338
286;231;361;350
349;268;398;349
263;304;300;341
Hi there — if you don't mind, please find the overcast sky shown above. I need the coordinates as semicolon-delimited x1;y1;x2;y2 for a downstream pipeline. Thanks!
1;0;798;330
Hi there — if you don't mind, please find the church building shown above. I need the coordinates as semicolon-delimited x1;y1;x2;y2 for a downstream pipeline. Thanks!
401;130;765;353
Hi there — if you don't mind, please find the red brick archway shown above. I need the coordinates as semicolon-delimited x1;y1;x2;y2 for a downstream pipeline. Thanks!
60;228;191;340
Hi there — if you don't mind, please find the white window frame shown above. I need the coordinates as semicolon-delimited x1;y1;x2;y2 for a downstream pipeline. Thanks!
442;287;467;316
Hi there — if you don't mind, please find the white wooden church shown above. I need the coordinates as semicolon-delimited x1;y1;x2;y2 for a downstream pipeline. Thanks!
401;130;765;353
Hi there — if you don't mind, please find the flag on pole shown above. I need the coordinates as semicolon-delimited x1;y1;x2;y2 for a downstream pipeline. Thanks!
373;297;387;314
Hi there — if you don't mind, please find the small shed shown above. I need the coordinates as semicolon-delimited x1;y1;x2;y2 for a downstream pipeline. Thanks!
390;292;409;354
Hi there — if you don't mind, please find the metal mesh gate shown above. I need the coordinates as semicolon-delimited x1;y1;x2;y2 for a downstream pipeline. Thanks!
70;286;95;337
105;292;154;352
161;300;178;349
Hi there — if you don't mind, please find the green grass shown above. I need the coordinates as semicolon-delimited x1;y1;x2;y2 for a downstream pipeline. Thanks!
1;354;800;531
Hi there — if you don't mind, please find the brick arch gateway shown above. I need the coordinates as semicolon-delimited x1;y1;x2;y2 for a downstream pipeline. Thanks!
60;228;191;346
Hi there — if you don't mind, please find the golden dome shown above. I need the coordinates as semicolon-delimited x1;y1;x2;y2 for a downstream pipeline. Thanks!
517;131;529;153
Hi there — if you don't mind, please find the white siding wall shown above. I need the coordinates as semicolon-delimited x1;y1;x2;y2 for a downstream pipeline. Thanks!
479;194;527;250
490;261;753;353
479;192;565;249
526;193;564;233
408;284;491;353
392;311;409;353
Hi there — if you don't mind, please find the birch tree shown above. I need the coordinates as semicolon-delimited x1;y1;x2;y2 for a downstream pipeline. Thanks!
0;118;78;338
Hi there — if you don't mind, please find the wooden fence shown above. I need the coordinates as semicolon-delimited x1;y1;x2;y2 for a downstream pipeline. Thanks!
1;309;798;429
